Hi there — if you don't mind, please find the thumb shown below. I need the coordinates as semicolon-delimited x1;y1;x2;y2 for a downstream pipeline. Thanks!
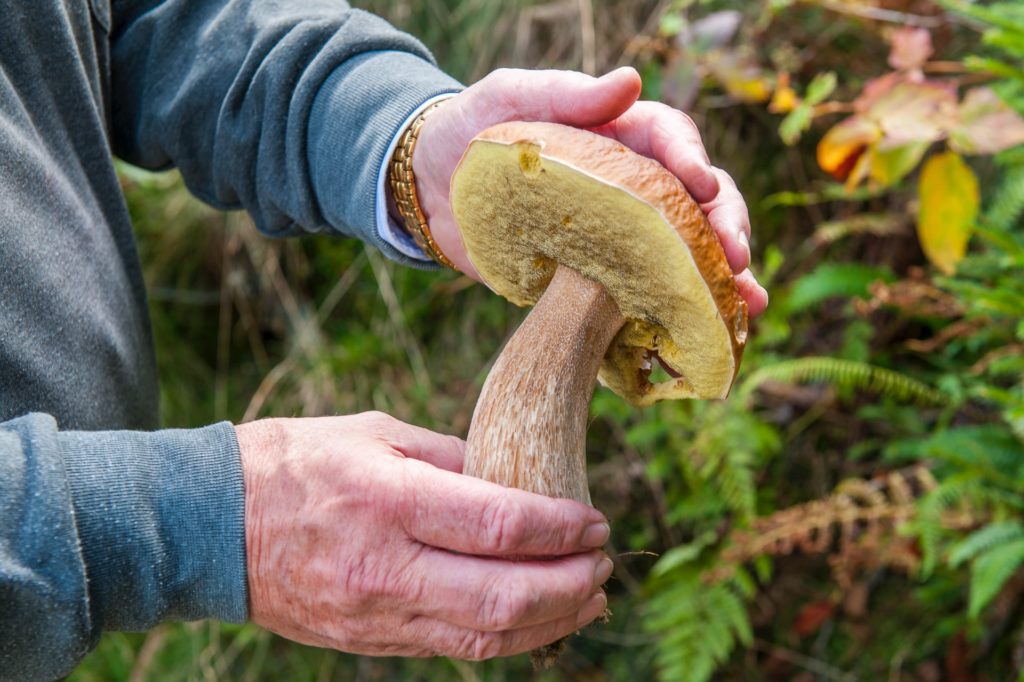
474;66;642;128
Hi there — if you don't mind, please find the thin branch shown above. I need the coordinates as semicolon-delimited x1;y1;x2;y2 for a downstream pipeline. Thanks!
812;101;856;117
752;638;857;681
817;1;948;28
578;0;596;75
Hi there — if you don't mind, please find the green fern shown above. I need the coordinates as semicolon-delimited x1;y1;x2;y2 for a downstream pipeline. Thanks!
986;163;1024;228
950;522;1024;567
887;425;1024;490
786;263;894;313
968;538;1024;619
680;406;777;523
738;357;948;406
646;566;753;682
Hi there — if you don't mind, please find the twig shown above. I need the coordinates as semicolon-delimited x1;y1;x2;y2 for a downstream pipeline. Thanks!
923;60;971;74
812;101;856;117
577;0;596;75
617;0;672;65
242;357;297;422
215;231;239;421
817;1;948;28
615;550;660;559
752;637;857;681
316;251;366;323
129;625;168;682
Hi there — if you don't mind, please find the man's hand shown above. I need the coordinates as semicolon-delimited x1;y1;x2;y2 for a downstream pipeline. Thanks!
413;67;769;317
236;412;612;659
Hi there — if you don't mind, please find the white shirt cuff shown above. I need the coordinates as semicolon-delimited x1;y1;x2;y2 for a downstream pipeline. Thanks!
375;94;456;261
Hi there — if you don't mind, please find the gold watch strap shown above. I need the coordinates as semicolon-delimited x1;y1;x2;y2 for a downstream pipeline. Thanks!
388;99;458;270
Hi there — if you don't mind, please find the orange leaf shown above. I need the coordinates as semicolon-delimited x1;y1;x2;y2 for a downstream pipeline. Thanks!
817;115;881;180
917;152;979;275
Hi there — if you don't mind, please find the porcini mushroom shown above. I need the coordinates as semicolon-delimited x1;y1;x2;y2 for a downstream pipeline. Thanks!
450;121;748;664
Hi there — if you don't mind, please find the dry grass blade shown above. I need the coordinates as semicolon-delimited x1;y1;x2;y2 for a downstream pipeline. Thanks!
366;249;432;390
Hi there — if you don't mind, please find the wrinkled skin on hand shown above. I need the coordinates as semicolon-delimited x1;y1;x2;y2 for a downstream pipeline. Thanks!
413;67;769;317
237;412;613;659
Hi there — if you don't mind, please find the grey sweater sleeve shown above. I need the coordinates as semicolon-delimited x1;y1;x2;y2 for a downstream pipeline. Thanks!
109;0;463;266
1;4;462;679
0;414;245;682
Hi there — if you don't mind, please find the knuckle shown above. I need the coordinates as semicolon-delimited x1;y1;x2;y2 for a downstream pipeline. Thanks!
359;409;394;427
479;582;528;631
358;411;407;447
462;631;505;661
479;496;527;554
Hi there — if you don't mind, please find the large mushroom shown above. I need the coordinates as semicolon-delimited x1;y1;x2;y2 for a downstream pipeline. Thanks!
450;121;748;665
453;122;747;502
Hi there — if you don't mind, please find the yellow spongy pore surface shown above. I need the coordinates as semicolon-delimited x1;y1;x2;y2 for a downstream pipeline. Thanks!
451;137;740;403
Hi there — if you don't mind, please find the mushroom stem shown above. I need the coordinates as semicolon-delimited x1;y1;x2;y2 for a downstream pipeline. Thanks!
465;263;625;505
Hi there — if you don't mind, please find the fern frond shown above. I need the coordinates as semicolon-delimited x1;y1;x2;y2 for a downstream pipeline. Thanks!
738;357;948;406
950;522;1024;567
786;263;894;313
677;406;778;524
722;468;939;586
646;572;751;682
968;538;1024;619
986;164;1024;229
890;426;1024;490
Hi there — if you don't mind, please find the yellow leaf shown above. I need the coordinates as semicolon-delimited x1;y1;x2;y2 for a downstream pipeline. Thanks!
917;152;979;275
769;72;799;113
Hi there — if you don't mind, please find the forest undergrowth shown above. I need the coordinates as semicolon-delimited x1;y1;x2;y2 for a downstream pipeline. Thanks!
72;1;1023;680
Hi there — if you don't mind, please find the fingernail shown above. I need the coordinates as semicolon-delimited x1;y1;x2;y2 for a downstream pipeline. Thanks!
594;557;614;586
577;592;607;627
738;230;750;254
582;522;610;548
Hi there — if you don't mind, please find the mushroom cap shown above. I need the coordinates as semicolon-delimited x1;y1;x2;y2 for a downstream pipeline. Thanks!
450;122;747;405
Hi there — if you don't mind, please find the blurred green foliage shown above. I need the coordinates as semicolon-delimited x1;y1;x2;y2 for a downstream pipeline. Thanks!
72;1;1023;680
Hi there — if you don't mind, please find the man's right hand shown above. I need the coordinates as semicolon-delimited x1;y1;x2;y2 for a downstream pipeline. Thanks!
235;412;613;659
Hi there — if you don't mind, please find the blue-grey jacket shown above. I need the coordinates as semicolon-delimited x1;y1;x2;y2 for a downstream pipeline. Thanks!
0;1;460;679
